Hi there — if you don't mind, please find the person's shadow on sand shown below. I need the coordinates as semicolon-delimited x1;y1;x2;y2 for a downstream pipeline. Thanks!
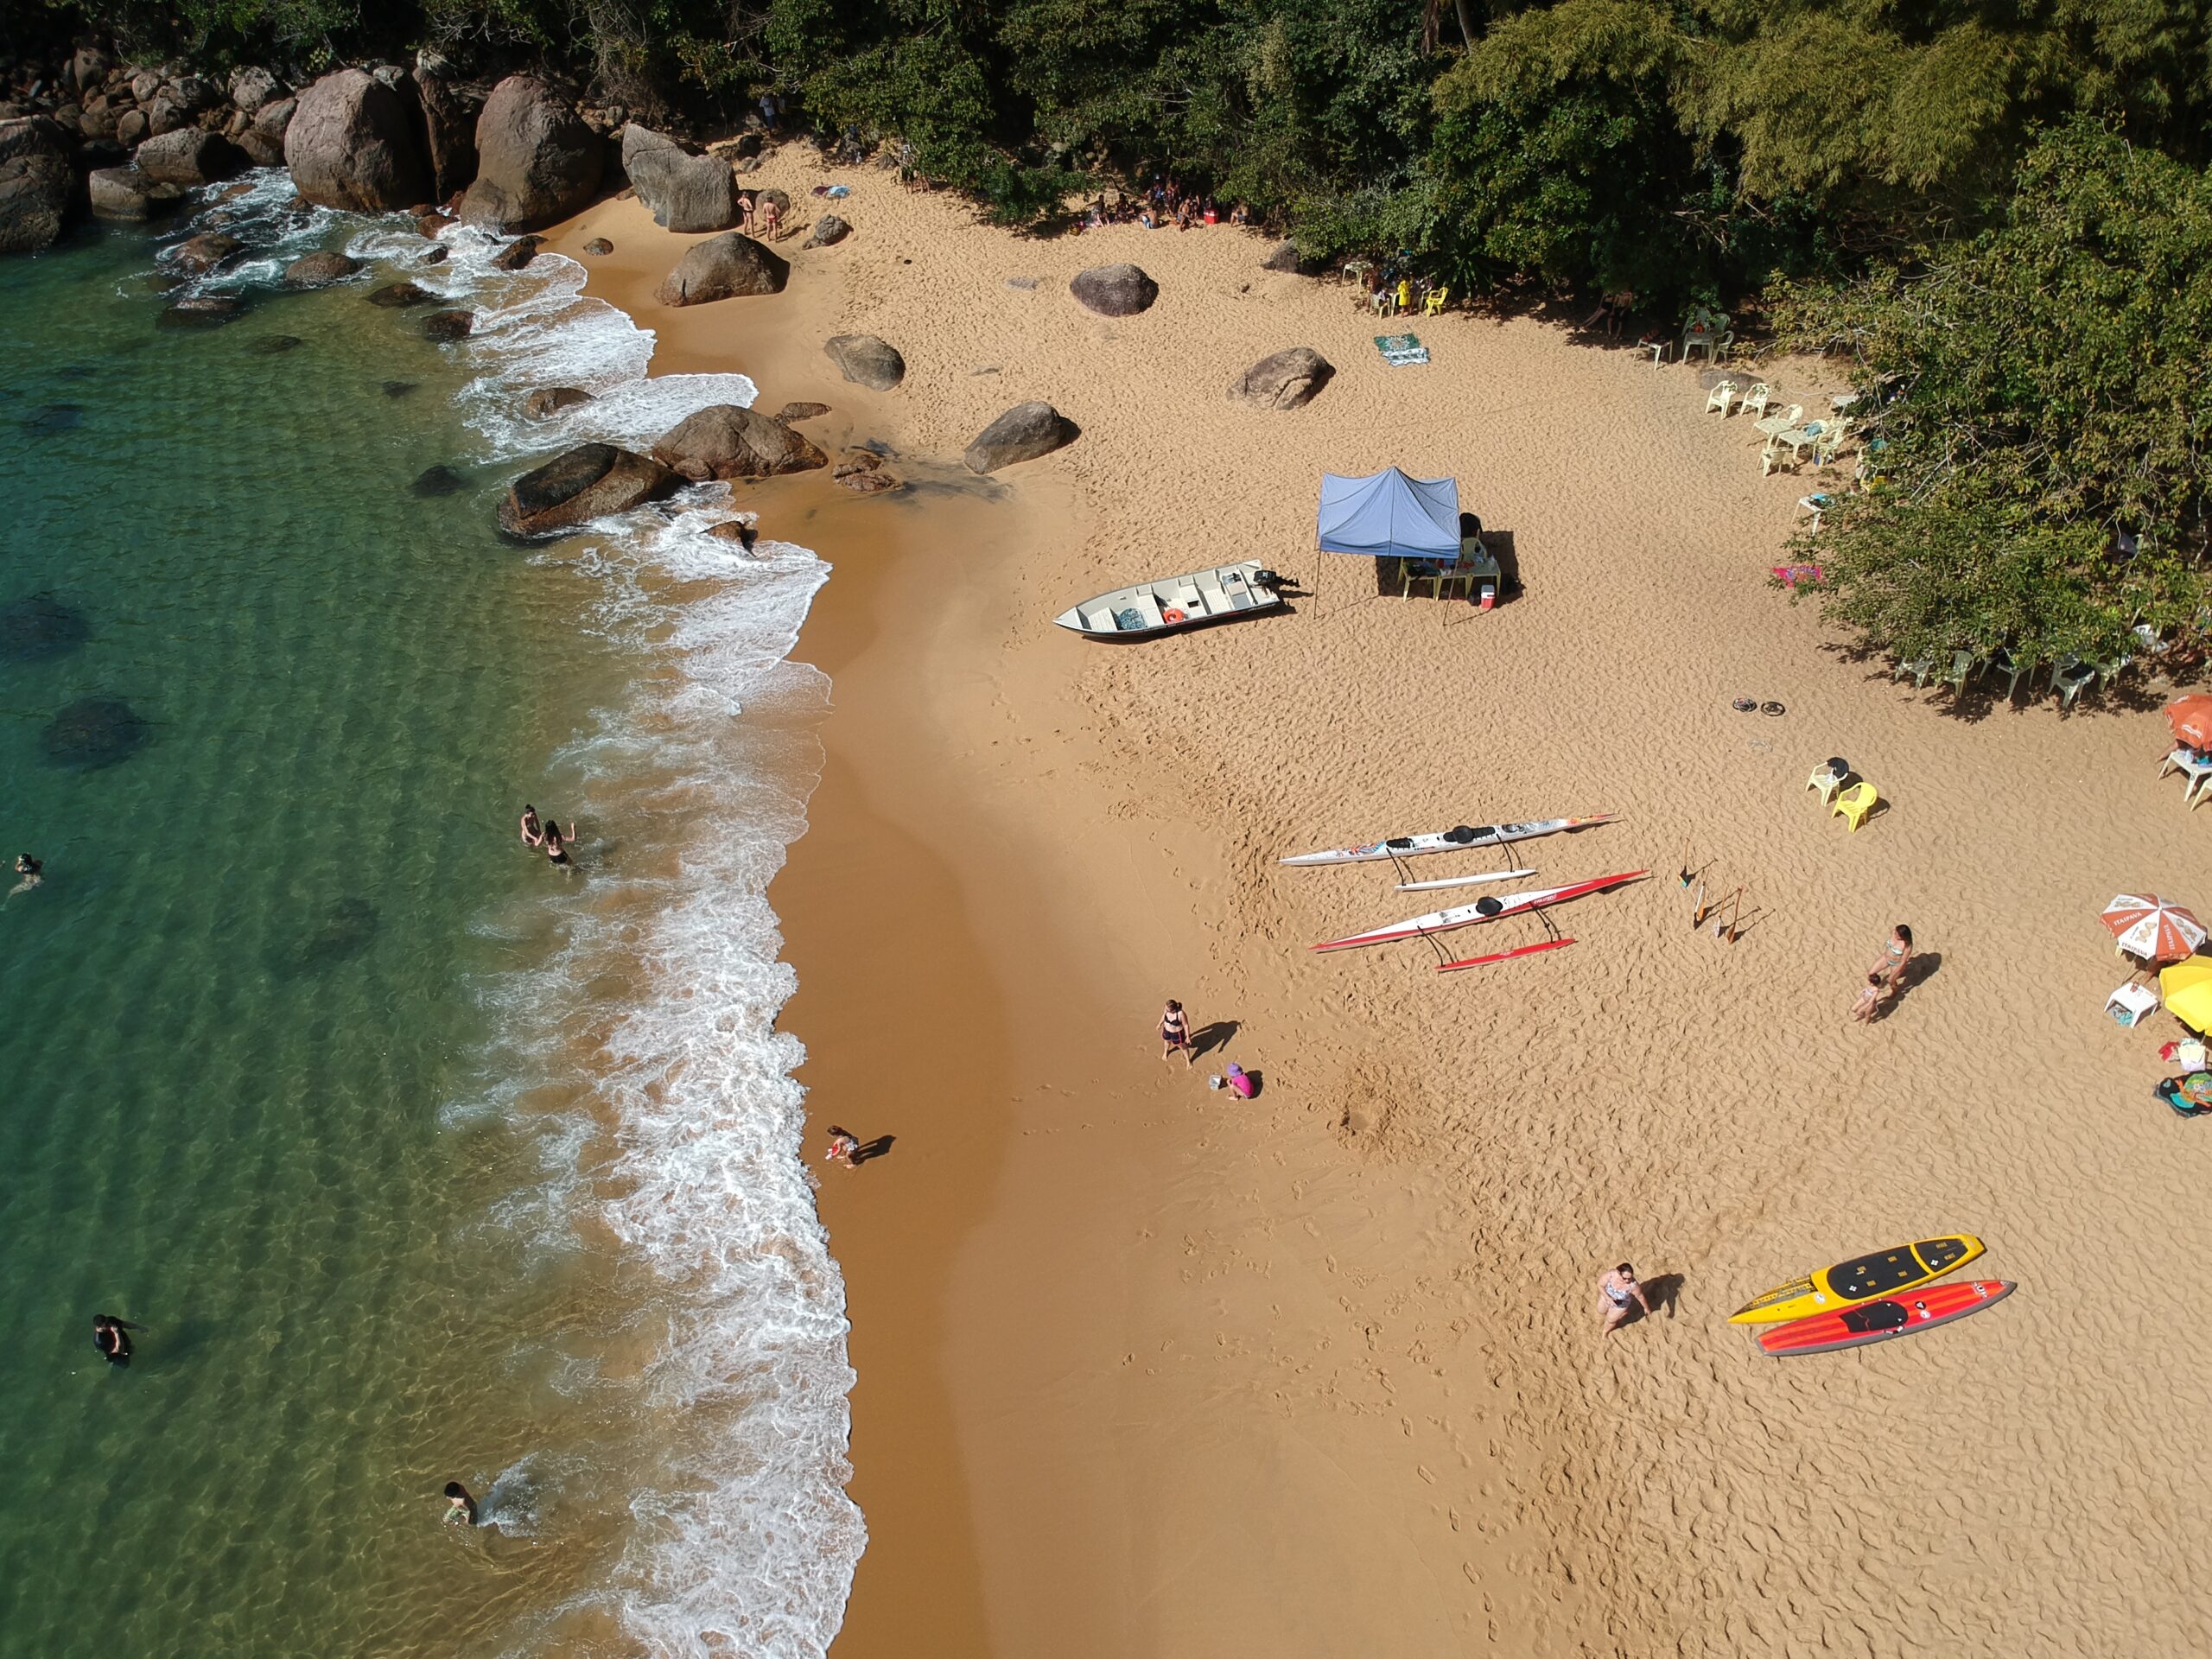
1872;952;1941;1021
1640;1273;1683;1320
850;1135;896;1166
1190;1020;1239;1060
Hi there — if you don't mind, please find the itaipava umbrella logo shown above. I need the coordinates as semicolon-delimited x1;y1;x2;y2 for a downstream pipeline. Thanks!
2101;893;2208;963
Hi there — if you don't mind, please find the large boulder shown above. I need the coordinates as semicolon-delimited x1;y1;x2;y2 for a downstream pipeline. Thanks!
0;117;73;255
621;124;739;232
650;405;826;480
654;232;786;305
134;126;249;187
524;386;593;420
460;75;601;233
1070;262;1158;317
283;249;362;288
963;401;1077;474
230;66;283;114
87;164;184;220
498;442;676;537
411;63;480;200
422;308;474;340
802;213;849;249
168;232;244;274
823;333;904;390
1261;238;1302;273
285;69;431;212
489;233;541;270
240;95;293;166
1227;346;1333;410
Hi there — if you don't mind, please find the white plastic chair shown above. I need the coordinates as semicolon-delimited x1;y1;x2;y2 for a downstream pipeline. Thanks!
2158;747;2212;806
1742;383;1775;419
1705;380;1738;416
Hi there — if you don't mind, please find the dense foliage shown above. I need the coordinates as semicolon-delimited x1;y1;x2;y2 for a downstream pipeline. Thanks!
21;0;2212;663
1771;123;2212;670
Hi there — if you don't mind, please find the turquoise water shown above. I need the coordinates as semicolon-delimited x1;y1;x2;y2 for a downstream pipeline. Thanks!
0;216;628;1656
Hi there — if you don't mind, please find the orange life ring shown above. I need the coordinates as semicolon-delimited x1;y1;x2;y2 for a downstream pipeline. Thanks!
1161;607;1186;625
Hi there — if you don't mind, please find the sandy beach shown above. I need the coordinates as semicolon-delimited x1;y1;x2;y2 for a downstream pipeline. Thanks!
545;149;2212;1658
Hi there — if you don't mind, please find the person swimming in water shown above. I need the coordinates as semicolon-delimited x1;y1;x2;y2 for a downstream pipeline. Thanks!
543;819;574;868
9;853;41;898
519;805;543;848
443;1480;479;1526
92;1313;145;1366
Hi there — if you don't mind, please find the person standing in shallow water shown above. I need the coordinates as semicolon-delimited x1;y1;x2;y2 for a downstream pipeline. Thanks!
92;1313;145;1365
519;806;543;848
542;819;575;868
443;1481;478;1526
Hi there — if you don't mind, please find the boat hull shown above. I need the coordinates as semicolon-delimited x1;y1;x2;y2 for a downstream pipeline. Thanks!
1310;870;1646;951
1728;1236;1986;1325
1759;1280;2013;1356
1281;814;1615;867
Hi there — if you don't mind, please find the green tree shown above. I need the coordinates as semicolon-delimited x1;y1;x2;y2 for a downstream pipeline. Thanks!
1770;122;2212;670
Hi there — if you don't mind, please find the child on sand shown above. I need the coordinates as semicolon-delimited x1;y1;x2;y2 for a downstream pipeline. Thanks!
1850;972;1885;1024
823;1126;861;1168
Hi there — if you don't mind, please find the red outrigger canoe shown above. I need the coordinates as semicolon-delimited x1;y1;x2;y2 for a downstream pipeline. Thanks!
1758;1279;2014;1357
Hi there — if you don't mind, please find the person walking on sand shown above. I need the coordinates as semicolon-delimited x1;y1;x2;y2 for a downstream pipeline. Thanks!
443;1481;478;1527
1850;971;1886;1024
519;806;543;849
823;1126;861;1169
1598;1264;1651;1335
1160;999;1194;1066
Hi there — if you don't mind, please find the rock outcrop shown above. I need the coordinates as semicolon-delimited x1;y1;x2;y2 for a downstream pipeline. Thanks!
1070;262;1158;317
583;236;613;255
411;62;480;200
42;696;150;770
489;233;541;270
366;281;433;308
498;444;676;537
240;95;294;166
823;333;905;390
772;401;830;423
461;75;601;233
621;124;740;232
134;126;248;186
1261;238;1302;272
649;405;827;480
285;69;431;212
157;296;249;327
1227;346;1333;410
963;402;1077;473
423;308;474;340
87;164;183;219
654;232;787;305
168;232;243;274
230;66;283;114
802;213;849;248
0;117;73;255
524;386;593;420
283;250;362;287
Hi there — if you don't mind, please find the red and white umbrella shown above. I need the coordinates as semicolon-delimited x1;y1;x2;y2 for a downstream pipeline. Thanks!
2102;893;2207;963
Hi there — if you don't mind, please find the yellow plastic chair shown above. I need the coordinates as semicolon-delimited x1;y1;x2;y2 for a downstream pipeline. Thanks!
1832;781;1879;832
1423;284;1448;317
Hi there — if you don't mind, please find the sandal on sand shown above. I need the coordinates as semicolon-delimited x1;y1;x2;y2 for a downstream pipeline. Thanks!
1761;700;1787;716
1732;696;1758;712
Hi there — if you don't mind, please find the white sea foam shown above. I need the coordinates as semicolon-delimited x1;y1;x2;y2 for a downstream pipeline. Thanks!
182;174;861;1656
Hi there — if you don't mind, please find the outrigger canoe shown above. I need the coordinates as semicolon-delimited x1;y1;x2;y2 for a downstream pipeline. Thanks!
1759;1280;2013;1357
1281;814;1616;868
1728;1236;1986;1325
1053;562;1282;639
1310;870;1646;952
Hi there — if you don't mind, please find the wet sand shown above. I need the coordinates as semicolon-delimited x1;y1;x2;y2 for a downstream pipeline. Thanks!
544;151;2212;1659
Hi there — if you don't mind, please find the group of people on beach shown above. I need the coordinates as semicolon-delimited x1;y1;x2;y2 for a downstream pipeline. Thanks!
518;805;578;869
1077;180;1250;233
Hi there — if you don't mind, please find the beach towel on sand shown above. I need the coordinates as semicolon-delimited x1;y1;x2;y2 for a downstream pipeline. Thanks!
1374;334;1430;366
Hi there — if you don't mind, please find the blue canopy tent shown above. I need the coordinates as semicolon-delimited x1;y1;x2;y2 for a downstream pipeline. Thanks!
1317;467;1460;561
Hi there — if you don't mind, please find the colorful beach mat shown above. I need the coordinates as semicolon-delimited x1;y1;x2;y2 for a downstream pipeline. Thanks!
1374;333;1430;365
1771;563;1824;588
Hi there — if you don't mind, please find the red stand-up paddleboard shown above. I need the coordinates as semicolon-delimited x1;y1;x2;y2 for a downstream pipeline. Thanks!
1758;1280;2014;1357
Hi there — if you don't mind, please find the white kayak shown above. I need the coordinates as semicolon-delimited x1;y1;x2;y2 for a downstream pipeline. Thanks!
1281;814;1615;868
1054;561;1282;639
1312;870;1647;952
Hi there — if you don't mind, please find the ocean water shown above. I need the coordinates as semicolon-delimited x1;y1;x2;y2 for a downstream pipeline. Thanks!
0;178;857;1656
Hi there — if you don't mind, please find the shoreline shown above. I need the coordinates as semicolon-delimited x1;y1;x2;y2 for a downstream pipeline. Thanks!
546;150;2212;1659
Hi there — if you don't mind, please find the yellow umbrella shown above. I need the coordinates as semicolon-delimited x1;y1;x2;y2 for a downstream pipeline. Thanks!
2158;957;2212;1033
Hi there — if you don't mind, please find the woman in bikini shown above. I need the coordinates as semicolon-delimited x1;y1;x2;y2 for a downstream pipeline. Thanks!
1159;999;1193;1066
519;805;543;848
1873;924;1913;988
543;820;575;868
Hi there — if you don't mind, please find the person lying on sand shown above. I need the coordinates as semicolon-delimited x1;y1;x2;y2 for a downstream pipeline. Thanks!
1599;1264;1651;1335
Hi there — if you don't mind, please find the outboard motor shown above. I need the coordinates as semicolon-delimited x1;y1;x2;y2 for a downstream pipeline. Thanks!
1254;568;1284;592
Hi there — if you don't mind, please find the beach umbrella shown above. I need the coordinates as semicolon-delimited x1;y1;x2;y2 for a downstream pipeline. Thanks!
2102;893;2207;963
2161;958;2212;1033
2166;696;2212;751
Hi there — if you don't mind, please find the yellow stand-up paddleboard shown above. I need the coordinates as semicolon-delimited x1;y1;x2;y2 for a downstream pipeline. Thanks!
1728;1236;1985;1325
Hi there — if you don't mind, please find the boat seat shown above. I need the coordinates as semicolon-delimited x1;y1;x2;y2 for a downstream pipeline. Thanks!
1193;575;1231;614
1082;607;1120;632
